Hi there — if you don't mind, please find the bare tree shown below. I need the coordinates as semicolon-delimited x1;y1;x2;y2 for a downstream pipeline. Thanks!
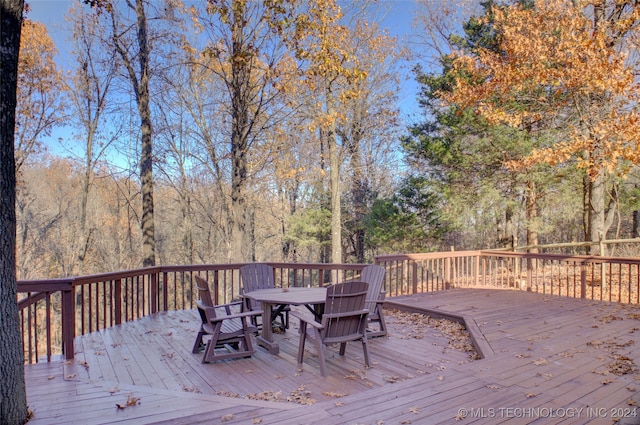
188;0;296;262
105;0;156;266
68;5;119;273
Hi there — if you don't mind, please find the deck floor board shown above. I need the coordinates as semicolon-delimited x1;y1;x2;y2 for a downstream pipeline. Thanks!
25;288;640;424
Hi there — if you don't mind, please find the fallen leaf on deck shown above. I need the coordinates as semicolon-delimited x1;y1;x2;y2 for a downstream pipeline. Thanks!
322;391;348;397
409;406;420;414
221;413;234;421
116;394;140;409
252;418;263;424
216;390;239;398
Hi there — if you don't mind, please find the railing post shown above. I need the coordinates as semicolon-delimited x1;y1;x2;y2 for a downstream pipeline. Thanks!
580;261;587;299
526;257;533;291
445;257;451;290
213;270;220;305
150;272;158;314
114;278;122;325
61;288;75;360
412;261;418;294
162;272;168;311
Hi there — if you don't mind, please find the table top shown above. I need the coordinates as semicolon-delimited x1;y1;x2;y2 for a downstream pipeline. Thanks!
244;287;327;305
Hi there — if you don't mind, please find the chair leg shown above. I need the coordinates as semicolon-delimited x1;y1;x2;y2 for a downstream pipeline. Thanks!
362;337;370;367
241;318;254;356
377;310;388;337
339;342;347;356
297;321;308;365
314;331;327;377
192;330;205;353
202;340;213;363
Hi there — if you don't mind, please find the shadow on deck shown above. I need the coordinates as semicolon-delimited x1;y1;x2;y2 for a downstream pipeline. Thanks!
25;288;640;424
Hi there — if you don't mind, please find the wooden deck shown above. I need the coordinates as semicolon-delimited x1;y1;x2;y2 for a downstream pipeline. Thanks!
24;288;640;424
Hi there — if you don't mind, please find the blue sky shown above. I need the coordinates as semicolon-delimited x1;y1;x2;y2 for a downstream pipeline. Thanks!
26;0;425;160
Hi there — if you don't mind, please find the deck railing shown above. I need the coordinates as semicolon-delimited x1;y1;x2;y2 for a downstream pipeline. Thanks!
17;250;640;364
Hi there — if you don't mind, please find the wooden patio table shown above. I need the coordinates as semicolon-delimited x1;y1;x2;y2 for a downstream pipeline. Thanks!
244;287;327;354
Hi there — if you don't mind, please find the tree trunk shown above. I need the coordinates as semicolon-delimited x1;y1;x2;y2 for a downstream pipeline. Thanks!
324;82;342;265
135;0;155;267
588;172;607;255
229;0;252;262
0;1;28;423
583;173;591;254
526;179;540;253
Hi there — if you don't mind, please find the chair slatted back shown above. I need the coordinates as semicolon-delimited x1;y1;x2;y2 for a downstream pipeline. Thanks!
322;281;369;343
240;263;275;310
361;265;386;312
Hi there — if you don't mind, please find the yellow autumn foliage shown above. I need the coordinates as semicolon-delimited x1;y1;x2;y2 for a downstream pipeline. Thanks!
443;0;640;180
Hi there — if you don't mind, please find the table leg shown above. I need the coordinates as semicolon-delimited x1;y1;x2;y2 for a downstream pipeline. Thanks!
255;302;279;354
303;303;325;322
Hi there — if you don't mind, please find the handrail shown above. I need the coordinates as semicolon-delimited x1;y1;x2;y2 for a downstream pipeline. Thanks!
17;252;640;364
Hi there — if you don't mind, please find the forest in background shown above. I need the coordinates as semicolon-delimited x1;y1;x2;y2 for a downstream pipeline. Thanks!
15;0;640;280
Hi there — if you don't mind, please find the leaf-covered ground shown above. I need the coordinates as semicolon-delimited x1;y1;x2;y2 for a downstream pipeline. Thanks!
386;309;480;361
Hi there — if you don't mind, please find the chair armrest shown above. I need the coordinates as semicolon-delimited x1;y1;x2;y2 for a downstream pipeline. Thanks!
291;310;324;329
322;309;369;320
366;291;386;305
208;309;264;324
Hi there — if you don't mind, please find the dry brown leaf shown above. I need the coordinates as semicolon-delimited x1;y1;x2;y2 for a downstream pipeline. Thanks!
221;413;234;422
116;394;140;409
322;391;348;398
